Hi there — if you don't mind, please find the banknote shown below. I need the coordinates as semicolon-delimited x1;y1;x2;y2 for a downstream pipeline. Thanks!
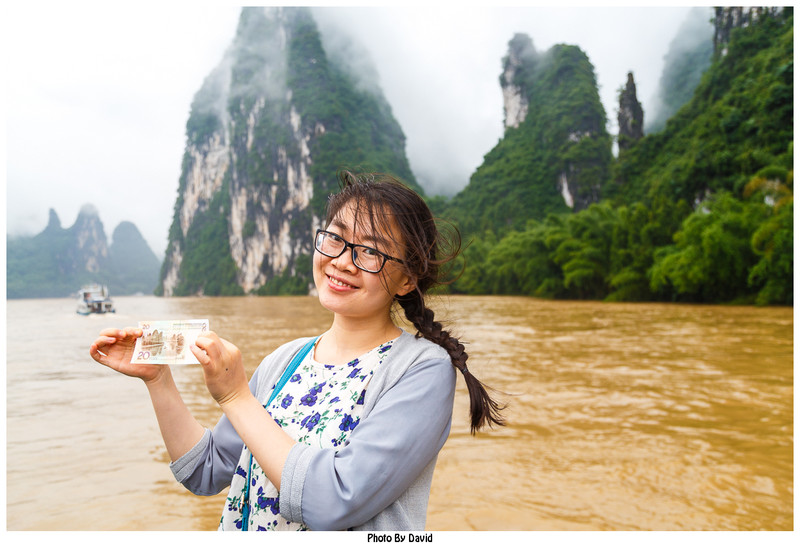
130;319;209;365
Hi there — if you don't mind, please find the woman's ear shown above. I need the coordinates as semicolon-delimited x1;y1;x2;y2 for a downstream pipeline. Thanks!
395;276;416;298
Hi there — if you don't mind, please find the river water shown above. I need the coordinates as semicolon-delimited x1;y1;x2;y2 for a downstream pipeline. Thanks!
5;295;793;530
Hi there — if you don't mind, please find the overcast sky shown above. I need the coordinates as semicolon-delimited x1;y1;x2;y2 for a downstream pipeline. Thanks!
5;2;704;257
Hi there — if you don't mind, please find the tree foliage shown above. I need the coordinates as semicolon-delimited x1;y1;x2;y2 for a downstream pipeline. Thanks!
450;9;792;306
447;43;612;240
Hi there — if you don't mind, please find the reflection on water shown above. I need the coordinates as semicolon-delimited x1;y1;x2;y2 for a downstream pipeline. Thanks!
6;296;793;530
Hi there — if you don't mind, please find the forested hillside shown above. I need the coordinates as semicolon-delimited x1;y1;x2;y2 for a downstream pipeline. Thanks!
447;35;612;238
158;7;418;296
451;8;792;305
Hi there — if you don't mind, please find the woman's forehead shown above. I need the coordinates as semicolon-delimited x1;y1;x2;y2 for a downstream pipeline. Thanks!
329;201;399;242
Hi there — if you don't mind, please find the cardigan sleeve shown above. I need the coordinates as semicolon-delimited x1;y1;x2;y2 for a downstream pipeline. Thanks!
168;365;264;496
279;356;457;530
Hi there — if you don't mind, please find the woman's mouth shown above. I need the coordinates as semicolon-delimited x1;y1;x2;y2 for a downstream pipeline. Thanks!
327;274;358;290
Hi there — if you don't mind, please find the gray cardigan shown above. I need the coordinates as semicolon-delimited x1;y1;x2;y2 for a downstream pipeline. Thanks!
169;331;456;530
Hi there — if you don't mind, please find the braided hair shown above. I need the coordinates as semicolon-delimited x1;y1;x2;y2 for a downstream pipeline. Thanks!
325;170;505;434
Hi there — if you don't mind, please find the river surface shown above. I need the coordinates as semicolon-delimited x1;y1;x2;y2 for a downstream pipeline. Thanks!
5;295;793;530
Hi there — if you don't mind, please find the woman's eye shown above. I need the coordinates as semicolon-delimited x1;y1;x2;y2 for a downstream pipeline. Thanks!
361;247;380;257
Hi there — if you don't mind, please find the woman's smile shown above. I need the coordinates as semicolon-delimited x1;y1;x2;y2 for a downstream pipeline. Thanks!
326;273;359;291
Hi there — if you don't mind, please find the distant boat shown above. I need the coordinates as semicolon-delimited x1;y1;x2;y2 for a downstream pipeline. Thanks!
76;284;115;315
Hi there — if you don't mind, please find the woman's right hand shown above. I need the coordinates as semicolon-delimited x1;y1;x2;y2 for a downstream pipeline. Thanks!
90;327;168;383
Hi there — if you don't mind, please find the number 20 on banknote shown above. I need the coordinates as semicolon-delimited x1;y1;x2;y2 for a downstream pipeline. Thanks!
131;319;209;365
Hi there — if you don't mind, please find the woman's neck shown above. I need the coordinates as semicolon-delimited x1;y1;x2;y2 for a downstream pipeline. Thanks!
316;315;402;366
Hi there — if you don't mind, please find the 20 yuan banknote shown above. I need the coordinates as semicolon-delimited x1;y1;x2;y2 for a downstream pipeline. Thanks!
130;319;209;364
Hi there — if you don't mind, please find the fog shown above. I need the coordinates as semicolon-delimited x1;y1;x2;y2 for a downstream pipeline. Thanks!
5;4;700;257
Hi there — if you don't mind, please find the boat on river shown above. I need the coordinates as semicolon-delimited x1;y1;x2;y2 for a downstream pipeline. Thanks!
76;284;115;315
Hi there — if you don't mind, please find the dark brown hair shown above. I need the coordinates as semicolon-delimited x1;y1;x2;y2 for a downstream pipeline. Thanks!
325;170;505;434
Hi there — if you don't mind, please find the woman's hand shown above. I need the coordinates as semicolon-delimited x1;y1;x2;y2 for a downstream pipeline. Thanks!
192;332;250;407
89;327;169;384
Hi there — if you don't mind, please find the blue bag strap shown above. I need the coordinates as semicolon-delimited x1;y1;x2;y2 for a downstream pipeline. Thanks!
266;336;319;406
241;335;319;531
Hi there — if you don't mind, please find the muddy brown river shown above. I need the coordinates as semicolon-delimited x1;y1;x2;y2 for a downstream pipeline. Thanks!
6;295;793;530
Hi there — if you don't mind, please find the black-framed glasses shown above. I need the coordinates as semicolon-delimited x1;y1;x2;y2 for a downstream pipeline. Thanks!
314;229;404;274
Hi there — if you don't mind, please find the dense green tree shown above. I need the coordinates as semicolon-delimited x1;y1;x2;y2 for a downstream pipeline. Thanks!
649;192;768;303
744;170;794;305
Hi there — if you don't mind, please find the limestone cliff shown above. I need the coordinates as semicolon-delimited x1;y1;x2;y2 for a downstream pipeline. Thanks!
158;7;417;296
501;33;537;129
71;204;108;275
7;207;160;298
713;7;784;56
617;72;644;152
449;34;612;236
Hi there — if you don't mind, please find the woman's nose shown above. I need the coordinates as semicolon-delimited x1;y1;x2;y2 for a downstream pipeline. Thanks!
331;247;357;271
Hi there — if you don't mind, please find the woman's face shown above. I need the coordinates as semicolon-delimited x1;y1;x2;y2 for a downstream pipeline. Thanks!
313;201;414;323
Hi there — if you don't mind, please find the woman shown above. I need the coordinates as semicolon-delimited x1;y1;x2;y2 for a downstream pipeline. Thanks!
90;171;504;530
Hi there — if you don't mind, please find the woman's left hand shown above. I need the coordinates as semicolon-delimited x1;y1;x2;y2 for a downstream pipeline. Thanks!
192;332;250;407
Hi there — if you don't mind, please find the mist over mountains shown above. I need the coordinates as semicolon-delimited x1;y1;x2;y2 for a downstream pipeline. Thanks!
7;206;160;299
7;6;792;306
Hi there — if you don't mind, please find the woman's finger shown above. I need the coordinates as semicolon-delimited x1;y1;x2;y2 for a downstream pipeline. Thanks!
195;332;221;359
93;335;118;346
190;344;210;366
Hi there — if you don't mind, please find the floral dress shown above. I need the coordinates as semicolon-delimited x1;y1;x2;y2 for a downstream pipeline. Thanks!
219;339;396;531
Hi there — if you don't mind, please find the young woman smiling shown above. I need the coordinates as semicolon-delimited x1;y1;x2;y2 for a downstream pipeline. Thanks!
90;170;505;531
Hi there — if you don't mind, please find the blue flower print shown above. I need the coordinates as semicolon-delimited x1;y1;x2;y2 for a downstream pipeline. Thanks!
339;414;359;431
290;373;301;383
300;383;325;406
300;392;317;406
281;394;293;409
256;495;280;516
356;390;366;405
301;412;321;431
310;383;325;394
348;358;360;367
329;396;340;404
378;344;392;354
235;465;247;479
348;367;360;379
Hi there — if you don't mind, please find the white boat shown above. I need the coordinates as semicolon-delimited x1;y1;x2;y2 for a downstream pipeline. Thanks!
76;284;115;315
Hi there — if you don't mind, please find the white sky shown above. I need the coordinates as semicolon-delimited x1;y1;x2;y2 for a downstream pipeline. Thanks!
4;1;703;257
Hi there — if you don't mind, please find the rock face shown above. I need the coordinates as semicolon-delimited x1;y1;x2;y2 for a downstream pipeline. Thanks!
617;72;644;151
713;7;784;56
501;33;537;129
158;7;417;296
72;204;108;274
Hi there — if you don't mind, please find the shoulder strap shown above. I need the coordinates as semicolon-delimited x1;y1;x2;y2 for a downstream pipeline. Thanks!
265;336;318;406
241;335;319;531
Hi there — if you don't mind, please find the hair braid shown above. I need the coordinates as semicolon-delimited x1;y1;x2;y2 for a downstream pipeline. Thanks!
397;290;505;434
328;170;506;434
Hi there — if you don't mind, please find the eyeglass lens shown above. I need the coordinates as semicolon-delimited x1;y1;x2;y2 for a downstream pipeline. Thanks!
316;232;384;272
